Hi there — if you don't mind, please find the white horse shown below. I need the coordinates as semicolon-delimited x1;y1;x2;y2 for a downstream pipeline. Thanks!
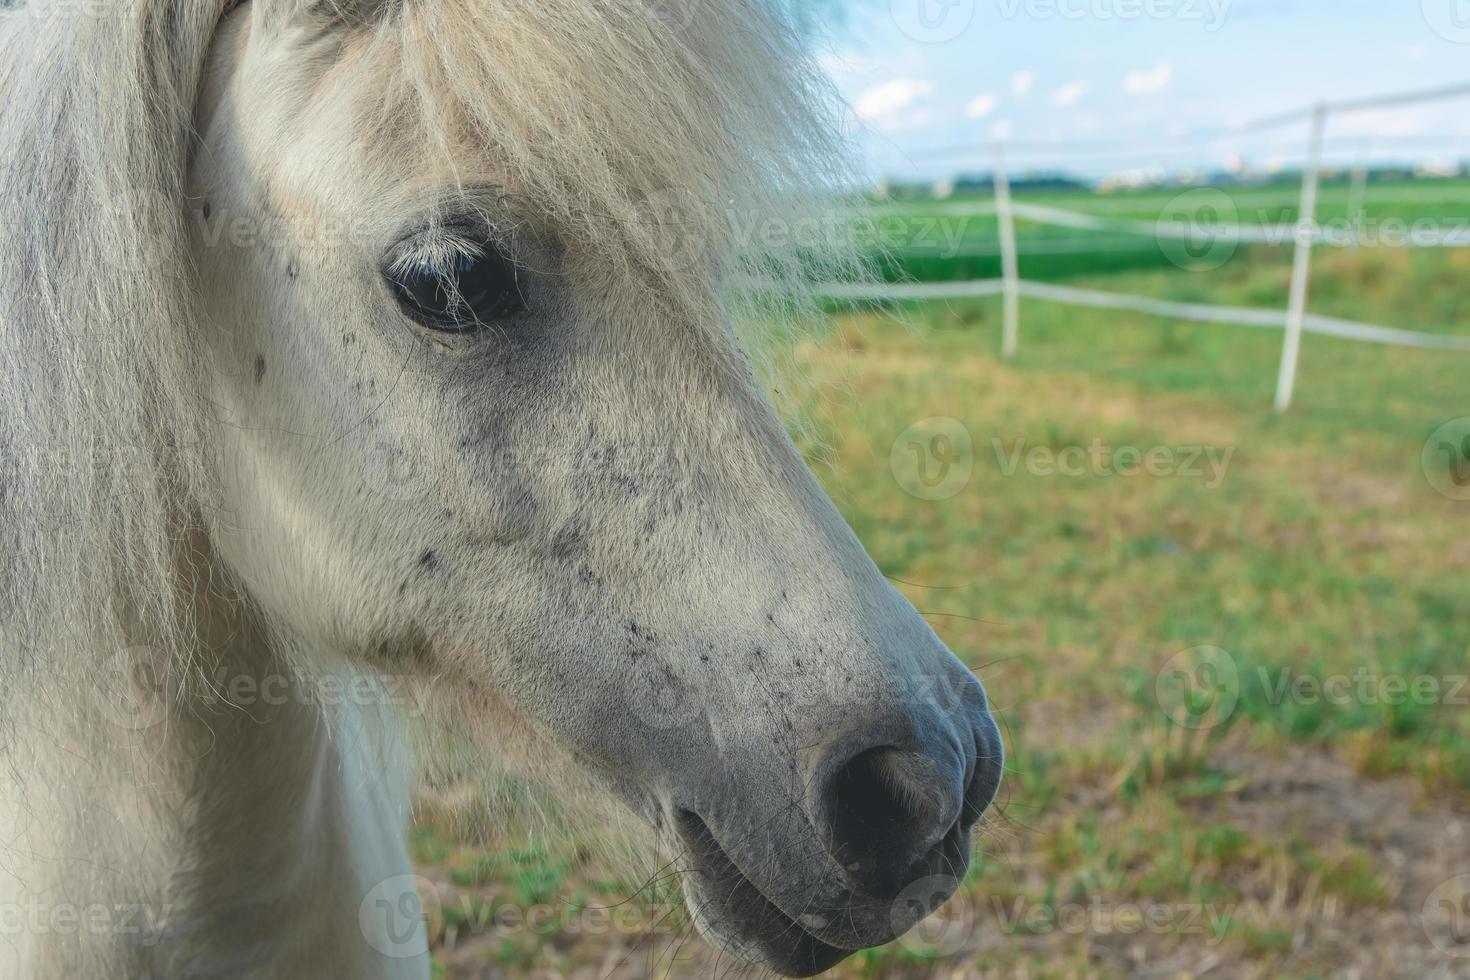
0;1;1003;977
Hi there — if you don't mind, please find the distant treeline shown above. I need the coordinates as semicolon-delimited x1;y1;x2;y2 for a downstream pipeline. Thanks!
877;165;1465;200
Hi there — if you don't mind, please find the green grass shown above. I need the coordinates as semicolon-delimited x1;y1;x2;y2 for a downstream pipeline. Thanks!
865;176;1470;291
804;277;1470;786
412;183;1470;977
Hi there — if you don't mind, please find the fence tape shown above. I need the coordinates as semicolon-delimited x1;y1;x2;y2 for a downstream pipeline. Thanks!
873;200;1470;249
818;278;1470;353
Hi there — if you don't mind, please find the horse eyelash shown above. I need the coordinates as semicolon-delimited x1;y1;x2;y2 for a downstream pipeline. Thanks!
385;231;486;279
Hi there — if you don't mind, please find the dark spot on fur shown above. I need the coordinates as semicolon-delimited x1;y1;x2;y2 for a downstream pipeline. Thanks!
700;655;711;663
201;201;212;220
418;550;440;571
363;625;431;668
287;262;298;280
253;355;266;384
551;525;587;563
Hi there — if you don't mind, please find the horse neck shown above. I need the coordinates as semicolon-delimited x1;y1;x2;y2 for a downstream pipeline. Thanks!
0;555;421;979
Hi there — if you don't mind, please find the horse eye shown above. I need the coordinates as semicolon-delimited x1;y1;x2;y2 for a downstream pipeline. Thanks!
387;244;526;333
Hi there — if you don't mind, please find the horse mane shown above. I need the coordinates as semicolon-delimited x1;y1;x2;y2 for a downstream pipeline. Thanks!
0;2;231;707
0;0;859;705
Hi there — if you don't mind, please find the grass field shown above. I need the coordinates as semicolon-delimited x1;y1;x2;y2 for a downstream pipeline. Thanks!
869;178;1470;317
411;183;1470;978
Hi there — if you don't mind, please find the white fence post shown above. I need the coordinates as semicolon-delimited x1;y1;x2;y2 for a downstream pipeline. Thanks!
1273;103;1329;413
994;141;1021;358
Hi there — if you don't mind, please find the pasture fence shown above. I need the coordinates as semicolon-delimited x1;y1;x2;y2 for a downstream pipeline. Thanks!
832;80;1470;411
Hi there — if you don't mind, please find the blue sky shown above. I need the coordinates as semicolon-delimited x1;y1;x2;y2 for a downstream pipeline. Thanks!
817;0;1470;181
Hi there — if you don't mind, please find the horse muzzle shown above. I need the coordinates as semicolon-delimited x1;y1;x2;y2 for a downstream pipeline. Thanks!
665;668;1004;976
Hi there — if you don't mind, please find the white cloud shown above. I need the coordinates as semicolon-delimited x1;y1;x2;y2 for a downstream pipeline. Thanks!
989;120;1014;141
906;108;936;129
1052;80;1090;108
869;106;940;134
1123;63;1173;96
966;93;998;119
854;77;935;122
1011;70;1037;97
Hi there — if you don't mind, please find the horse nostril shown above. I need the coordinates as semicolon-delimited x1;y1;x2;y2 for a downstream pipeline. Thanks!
824;746;962;900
